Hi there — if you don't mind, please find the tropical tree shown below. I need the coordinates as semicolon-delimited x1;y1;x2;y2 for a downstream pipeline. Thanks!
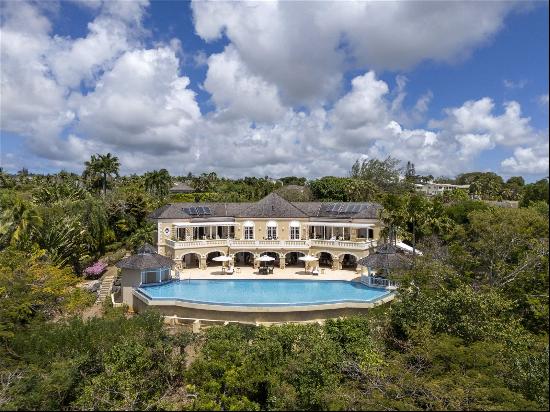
350;156;401;189
309;177;351;201
32;216;89;271
0;248;92;338
83;153;120;196
33;181;87;204
521;178;549;207
76;197;114;256
462;207;548;288
126;223;156;251
0;198;42;248
144;169;172;198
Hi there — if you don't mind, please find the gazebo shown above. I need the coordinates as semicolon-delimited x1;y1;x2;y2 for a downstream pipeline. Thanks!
116;243;174;310
357;230;412;288
358;243;412;274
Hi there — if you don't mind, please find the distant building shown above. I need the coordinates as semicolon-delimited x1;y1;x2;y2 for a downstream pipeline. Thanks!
483;200;519;208
415;182;470;196
169;181;194;194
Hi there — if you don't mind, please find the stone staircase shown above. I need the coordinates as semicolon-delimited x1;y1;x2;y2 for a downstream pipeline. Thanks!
96;266;117;304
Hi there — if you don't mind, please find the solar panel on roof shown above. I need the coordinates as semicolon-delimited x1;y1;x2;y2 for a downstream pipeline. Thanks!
203;206;211;215
352;204;362;213
196;206;204;214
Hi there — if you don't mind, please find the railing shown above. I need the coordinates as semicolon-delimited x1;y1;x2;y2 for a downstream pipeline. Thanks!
166;239;228;248
361;274;398;289
165;238;377;250
309;239;377;250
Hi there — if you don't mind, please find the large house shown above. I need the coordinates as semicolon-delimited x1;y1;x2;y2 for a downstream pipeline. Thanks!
414;182;470;196
149;192;384;271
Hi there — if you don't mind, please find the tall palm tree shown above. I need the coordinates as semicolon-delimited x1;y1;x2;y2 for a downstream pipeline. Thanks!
83;153;120;196
144;169;172;197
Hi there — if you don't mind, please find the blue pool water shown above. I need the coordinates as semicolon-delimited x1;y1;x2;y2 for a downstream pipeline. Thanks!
138;279;391;306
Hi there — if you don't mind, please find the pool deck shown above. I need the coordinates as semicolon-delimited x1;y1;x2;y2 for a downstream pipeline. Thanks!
177;266;362;282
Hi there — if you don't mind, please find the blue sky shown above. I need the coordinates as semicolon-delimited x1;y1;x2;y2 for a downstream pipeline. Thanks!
1;0;548;180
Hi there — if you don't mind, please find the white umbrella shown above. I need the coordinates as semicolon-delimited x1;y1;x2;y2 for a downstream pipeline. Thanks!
257;255;275;268
212;255;233;262
212;255;233;267
298;255;319;262
298;255;319;273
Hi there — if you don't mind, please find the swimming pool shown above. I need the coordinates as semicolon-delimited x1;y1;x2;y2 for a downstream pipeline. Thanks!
137;279;391;307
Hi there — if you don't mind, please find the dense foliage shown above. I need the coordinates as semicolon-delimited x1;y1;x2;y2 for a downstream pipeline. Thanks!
0;155;548;410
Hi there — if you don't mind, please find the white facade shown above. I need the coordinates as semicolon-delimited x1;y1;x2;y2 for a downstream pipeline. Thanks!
415;183;470;196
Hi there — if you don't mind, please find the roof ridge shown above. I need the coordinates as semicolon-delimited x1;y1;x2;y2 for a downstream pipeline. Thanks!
240;192;308;217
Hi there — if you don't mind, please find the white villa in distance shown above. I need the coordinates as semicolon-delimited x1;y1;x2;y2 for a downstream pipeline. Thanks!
415;182;470;196
149;192;384;272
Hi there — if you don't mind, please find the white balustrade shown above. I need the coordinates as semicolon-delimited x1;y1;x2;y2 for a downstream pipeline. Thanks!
165;238;373;250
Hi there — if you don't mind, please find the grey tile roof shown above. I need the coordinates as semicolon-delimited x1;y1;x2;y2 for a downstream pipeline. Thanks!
357;244;412;270
293;202;382;219
238;193;308;218
116;243;174;270
148;194;382;220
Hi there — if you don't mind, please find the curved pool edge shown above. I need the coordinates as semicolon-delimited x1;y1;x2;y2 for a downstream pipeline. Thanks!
131;288;395;322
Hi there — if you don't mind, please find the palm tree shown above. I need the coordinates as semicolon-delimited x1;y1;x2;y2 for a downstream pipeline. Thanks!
144;169;172;197
0;198;42;247
83;153;120;196
127;223;155;251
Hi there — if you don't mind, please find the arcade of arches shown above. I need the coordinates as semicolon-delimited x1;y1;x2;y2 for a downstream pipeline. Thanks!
179;250;360;271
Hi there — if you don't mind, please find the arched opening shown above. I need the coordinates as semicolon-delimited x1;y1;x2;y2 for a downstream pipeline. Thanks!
182;253;200;269
206;251;224;267
317;252;333;268
234;251;254;267
285;251;305;267
340;253;358;270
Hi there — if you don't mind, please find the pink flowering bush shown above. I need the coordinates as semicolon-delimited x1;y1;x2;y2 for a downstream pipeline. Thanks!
84;261;108;278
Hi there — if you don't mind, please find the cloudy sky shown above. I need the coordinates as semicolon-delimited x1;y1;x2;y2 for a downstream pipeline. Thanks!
0;0;548;180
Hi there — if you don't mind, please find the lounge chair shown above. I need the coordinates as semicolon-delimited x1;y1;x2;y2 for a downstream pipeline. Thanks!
226;266;234;275
312;266;320;276
268;266;274;274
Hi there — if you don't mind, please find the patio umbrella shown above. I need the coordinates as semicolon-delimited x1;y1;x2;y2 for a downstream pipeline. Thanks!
257;255;275;267
212;255;233;267
298;255;319;272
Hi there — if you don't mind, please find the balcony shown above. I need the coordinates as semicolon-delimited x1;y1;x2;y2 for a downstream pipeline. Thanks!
164;238;377;251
